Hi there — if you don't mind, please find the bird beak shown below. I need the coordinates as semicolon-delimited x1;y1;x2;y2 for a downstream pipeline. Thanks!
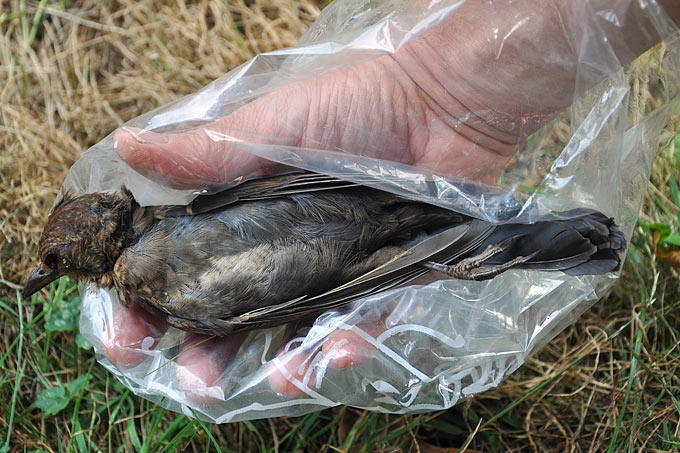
22;263;61;299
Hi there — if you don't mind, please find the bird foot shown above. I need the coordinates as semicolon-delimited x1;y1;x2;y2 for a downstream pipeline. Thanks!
423;235;535;281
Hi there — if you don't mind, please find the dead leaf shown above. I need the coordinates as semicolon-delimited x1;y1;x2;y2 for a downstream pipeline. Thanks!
652;229;680;267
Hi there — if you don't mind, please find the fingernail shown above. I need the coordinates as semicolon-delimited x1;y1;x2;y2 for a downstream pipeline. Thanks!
120;126;170;144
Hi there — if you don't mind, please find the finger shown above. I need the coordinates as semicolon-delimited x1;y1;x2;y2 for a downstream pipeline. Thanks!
322;320;387;369
267;350;318;398
114;87;310;189
266;321;320;398
176;332;248;405
266;319;388;398
113;127;264;189
102;302;168;369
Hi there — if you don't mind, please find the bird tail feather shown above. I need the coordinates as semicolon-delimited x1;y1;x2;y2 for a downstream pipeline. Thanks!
477;209;626;276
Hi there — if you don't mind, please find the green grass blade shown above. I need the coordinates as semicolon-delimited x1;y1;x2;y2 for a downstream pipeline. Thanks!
4;290;25;451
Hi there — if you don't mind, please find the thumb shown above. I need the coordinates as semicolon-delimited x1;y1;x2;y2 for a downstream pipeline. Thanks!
114;85;313;189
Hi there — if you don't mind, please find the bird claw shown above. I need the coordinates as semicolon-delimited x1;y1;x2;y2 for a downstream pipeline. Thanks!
423;235;535;281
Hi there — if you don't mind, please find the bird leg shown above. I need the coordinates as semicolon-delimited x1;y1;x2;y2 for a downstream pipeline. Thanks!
349;246;408;275
423;235;536;281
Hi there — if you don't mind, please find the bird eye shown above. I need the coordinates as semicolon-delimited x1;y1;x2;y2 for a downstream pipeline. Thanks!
44;253;59;271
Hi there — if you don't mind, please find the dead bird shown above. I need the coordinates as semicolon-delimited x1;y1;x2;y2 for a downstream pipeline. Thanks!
22;172;626;335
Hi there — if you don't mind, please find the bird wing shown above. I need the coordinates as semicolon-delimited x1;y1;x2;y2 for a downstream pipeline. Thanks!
170;220;496;335
152;173;625;336
162;172;360;217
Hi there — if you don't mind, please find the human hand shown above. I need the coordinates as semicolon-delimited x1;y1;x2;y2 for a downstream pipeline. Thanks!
102;0;676;403
113;1;591;189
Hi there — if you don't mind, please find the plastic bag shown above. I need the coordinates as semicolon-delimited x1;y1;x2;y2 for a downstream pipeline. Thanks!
67;0;680;422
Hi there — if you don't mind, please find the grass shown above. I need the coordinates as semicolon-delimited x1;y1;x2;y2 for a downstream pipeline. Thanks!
1;1;680;451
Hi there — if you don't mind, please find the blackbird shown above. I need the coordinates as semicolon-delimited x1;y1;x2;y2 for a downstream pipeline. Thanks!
23;172;625;335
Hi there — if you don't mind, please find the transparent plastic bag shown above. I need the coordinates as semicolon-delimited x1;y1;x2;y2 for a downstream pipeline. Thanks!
65;0;680;422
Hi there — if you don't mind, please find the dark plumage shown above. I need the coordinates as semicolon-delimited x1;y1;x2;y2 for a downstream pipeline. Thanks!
23;172;626;335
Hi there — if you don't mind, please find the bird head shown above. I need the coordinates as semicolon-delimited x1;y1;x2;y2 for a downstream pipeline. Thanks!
22;190;135;299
